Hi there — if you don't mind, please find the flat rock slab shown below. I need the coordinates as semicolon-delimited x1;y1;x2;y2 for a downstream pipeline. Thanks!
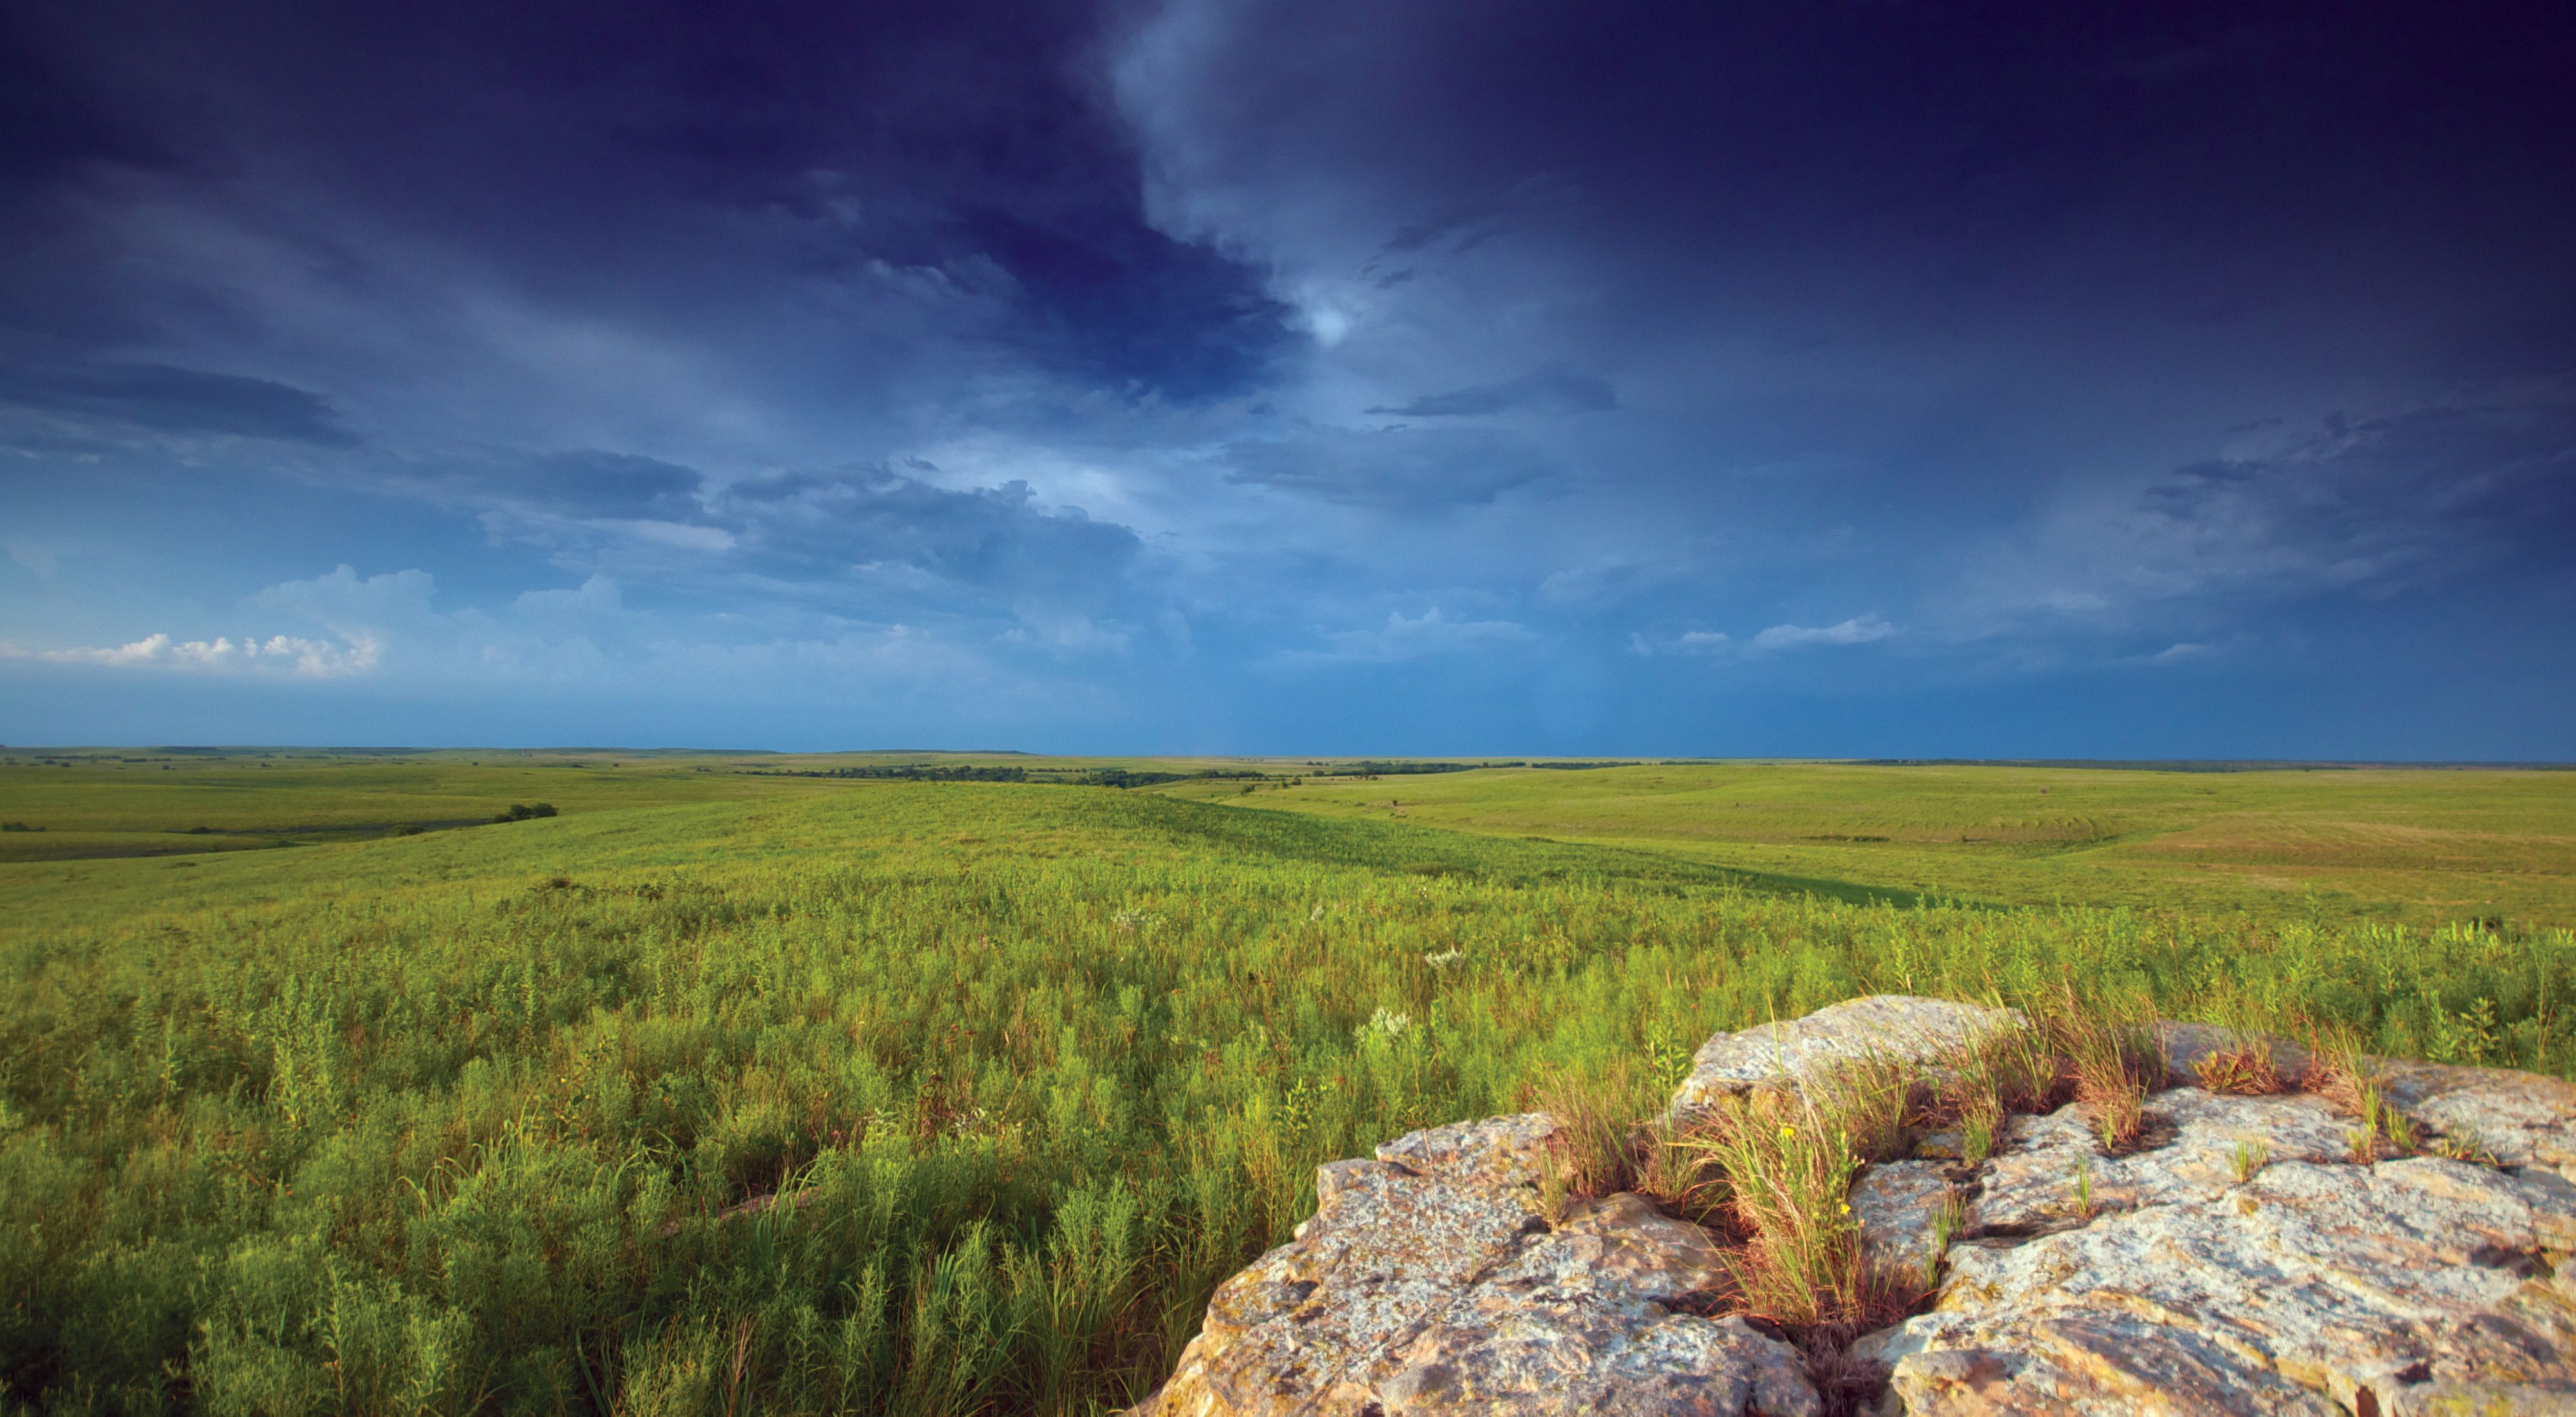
1826;1007;2576;1414
1135;1115;1819;1417
1969;1088;2353;1233
1852;1161;1961;1283
2378;1057;2576;1179
1870;1118;2576;1413
1668;996;2023;1123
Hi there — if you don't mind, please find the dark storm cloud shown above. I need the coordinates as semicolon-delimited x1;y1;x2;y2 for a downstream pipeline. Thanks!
5;0;2574;752
1221;426;1559;509
0;0;1292;403
715;466;1146;598
2141;391;2576;588
1122;0;2576;421
0;358;355;445
1368;370;1618;419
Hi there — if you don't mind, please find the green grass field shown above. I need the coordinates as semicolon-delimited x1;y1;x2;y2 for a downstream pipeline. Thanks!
2;755;2570;1414
1171;760;2576;927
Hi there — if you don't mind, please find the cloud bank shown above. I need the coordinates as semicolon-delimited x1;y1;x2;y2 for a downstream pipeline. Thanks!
1;0;2570;754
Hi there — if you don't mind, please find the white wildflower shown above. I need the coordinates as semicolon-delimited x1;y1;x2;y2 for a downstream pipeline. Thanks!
1359;1007;1412;1041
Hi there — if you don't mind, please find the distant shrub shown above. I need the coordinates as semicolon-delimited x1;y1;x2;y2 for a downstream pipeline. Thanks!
492;802;558;823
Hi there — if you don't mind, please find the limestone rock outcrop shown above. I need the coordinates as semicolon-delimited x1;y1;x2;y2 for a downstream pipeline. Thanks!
1134;998;2576;1417
1863;1074;2576;1414
1133;1112;1819;1416
1666;996;2021;1123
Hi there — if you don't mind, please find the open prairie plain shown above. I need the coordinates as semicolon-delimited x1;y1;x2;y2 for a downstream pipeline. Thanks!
1;754;2569;1414
1172;759;2576;927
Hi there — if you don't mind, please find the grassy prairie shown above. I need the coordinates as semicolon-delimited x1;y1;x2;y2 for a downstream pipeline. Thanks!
0;752;784;863
1191;760;2576;926
0;757;2570;1415
0;750;1293;866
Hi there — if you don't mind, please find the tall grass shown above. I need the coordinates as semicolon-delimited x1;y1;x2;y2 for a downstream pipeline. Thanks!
3;784;2573;1414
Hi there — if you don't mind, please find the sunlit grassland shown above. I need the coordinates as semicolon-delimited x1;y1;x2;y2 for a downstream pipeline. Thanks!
1196;760;2576;926
0;750;1321;865
3;767;2571;1414
0;752;803;864
0;752;1370;871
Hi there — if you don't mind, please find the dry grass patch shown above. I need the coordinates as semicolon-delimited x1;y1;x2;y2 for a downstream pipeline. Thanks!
2194;1039;2295;1095
2306;1032;2423;1160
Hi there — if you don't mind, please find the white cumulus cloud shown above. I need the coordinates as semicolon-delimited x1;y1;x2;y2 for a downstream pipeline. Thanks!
1751;614;1895;649
1;631;379;676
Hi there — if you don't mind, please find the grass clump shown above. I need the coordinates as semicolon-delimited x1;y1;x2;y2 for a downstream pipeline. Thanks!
2193;1038;2293;1096
2036;984;2164;1152
2228;1138;2271;1184
1926;1016;2062;1163
1533;1061;1655;1219
2311;1033;2429;1161
1687;1090;1871;1331
2429;1121;2497;1166
1673;1061;1930;1343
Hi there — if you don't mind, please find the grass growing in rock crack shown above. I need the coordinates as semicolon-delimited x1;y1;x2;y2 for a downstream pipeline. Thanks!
2038;982;2165;1152
1533;1061;1659;1220
1612;991;2268;1347
2194;1037;2295;1095
1673;1084;1929;1350
2229;1139;2272;1184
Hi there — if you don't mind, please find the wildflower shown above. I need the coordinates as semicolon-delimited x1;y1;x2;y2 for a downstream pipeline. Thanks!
1423;947;1465;970
1838;1201;1852;1215
1779;1123;1795;1141
1358;1007;1412;1041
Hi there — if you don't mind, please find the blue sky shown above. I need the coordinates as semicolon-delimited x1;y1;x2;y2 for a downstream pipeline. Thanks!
2;1;2571;754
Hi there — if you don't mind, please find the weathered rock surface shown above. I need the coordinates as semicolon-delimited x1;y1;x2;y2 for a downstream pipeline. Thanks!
1850;1162;1959;1281
1668;996;2023;1123
1139;998;2576;1417
1863;1029;2576;1414
1135;1114;1819;1417
2377;1056;2576;1178
1869;1156;2576;1414
1967;1087;2351;1233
